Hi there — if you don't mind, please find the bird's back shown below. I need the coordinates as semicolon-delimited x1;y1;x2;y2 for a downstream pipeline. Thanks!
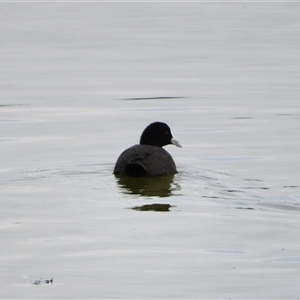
113;144;177;177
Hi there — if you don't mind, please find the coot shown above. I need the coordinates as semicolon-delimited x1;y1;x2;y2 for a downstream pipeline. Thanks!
113;122;182;177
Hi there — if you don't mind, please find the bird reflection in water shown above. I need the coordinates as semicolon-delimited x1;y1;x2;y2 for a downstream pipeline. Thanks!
115;175;180;198
131;203;174;212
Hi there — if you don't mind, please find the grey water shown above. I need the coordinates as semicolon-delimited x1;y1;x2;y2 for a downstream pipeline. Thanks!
1;2;300;298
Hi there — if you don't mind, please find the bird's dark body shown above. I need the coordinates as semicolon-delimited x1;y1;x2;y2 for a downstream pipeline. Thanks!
113;144;177;177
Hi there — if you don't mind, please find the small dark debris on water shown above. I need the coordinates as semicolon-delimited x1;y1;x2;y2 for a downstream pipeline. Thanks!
45;278;53;284
131;203;174;212
235;207;254;210
32;280;42;285
32;278;53;285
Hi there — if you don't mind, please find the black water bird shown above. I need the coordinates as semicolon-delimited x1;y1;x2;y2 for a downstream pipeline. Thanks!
113;122;182;177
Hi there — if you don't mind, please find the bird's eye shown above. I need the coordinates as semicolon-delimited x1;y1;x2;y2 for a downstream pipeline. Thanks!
165;131;169;135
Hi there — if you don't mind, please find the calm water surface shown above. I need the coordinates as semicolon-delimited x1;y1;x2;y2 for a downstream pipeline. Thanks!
1;2;300;298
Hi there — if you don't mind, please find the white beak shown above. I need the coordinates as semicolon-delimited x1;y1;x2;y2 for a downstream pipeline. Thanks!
171;138;182;148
